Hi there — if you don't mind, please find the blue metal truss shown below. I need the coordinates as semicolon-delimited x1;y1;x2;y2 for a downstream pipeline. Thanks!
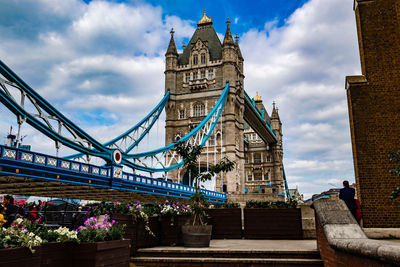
0;144;226;202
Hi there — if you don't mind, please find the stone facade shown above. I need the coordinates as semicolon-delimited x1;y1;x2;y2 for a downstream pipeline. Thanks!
164;13;284;197
244;99;284;195
346;0;400;227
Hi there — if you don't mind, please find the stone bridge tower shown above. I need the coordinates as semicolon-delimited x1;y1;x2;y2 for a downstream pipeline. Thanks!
164;11;245;194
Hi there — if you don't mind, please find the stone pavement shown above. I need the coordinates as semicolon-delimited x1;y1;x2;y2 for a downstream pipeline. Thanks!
139;239;318;252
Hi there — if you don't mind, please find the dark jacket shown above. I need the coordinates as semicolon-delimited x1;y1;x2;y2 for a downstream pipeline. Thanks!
339;187;357;210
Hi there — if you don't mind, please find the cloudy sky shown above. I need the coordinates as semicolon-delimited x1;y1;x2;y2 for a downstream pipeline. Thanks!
0;0;361;199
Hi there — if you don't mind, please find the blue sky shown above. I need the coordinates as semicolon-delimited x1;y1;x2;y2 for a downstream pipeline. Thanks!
0;0;360;199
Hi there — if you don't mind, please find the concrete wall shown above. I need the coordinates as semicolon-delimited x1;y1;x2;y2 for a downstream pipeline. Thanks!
313;199;400;267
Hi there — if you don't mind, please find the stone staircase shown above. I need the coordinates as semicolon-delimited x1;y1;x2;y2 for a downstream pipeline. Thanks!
131;243;324;267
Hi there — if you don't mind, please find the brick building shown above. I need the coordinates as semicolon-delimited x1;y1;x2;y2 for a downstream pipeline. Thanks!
164;11;284;197
346;0;400;227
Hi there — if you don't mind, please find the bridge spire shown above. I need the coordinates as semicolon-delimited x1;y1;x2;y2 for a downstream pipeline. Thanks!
166;28;178;56
223;18;234;45
271;101;280;120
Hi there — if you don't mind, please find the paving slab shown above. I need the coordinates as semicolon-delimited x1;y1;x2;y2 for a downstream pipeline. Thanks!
138;239;318;252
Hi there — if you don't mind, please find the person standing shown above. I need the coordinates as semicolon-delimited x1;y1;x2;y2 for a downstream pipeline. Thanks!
2;195;18;227
339;180;358;220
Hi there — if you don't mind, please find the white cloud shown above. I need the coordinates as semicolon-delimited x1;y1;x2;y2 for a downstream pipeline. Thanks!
0;0;361;199
240;0;360;198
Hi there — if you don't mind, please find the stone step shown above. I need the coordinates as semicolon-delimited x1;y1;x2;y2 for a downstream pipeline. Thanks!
131;256;324;267
136;248;321;259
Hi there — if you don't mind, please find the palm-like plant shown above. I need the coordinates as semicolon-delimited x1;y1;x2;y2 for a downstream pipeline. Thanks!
175;142;234;225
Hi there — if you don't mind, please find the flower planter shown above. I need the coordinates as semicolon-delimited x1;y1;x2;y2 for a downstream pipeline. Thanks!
136;216;160;248
160;215;190;246
243;208;303;239
182;225;212;247
207;208;242;239
72;239;130;267
0;246;41;267
110;214;136;255
41;242;76;267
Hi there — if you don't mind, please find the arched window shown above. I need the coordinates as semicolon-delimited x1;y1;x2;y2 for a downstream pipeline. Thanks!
201;53;206;64
193;103;205;117
193;55;198;65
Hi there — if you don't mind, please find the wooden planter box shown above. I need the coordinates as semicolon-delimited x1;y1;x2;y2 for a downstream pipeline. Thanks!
207;208;242;239
72;239;130;267
0;246;41;267
244;208;303;239
111;213;136;255
111;214;161;252
160;215;190;246
136;216;161;248
41;242;76;267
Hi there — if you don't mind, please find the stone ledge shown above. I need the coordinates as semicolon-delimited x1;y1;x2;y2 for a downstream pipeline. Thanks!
313;199;400;265
363;228;400;239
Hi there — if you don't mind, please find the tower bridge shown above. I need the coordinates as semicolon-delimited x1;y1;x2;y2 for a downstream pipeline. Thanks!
0;10;289;202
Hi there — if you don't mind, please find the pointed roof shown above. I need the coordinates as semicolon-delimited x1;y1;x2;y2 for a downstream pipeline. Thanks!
235;33;243;60
166;28;178;56
178;16;222;65
271;101;280;120
223;18;234;45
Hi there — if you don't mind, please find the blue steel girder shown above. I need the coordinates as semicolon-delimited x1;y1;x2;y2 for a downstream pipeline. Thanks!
0;60;115;163
64;90;170;160
0;144;226;202
243;91;277;144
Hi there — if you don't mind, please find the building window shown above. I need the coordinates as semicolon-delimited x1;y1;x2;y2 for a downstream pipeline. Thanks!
247;174;252;181
179;110;185;119
193;103;205;117
201;71;206;79
185;73;190;82
254;172;262;181
201;53;206;64
254;153;261;163
208;70;214;79
193;55;198;65
266;156;271;162
193;72;198;80
245;157;249;164
208;135;215;146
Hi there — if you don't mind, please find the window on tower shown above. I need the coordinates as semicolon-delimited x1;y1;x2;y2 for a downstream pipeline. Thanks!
193;72;198;80
179;110;185;119
193;103;205;117
185;73;190;82
201;53;206;64
254;153;261;163
201;71;205;79
254;172;262;181
247;174;252;181
208;70;214;79
208;134;215;146
193;55;198;65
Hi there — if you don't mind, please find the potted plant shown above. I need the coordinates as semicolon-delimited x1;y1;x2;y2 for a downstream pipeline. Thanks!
243;200;302;239
159;200;192;246
207;202;242;239
0;218;44;266
175;142;235;247
73;214;130;266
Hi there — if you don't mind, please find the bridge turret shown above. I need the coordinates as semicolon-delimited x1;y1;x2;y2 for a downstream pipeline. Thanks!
270;101;284;194
235;34;244;74
165;28;178;94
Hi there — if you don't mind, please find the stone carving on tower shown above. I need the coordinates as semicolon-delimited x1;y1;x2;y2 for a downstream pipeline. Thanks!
165;10;284;199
